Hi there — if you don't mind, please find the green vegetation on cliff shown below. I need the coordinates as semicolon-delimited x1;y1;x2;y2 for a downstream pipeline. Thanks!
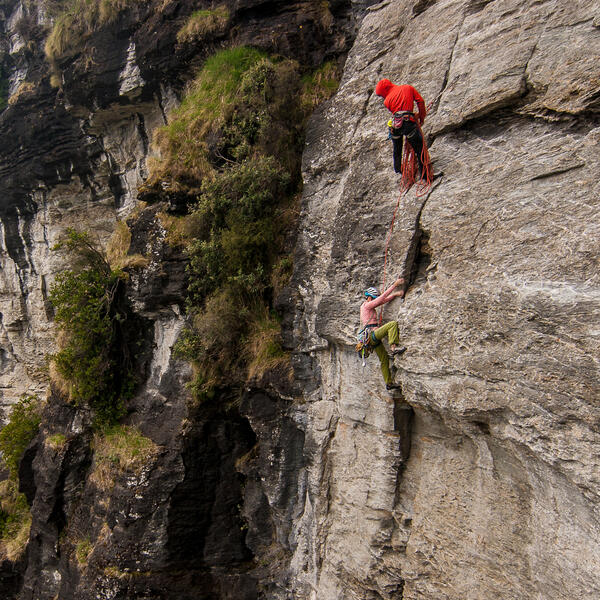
0;395;40;560
0;395;40;479
176;5;230;44
49;230;137;426
150;47;269;189
147;47;340;399
90;425;158;490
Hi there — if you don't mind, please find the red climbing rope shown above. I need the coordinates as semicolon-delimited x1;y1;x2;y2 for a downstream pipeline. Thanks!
399;122;433;197
378;99;436;323
378;189;406;324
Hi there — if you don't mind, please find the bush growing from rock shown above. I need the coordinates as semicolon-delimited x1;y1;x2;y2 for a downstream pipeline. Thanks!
0;395;40;480
0;395;40;561
149;47;341;399
49;229;137;426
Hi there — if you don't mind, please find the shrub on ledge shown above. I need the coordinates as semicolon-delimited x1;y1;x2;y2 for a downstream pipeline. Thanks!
49;229;136;426
147;47;341;400
0;395;40;561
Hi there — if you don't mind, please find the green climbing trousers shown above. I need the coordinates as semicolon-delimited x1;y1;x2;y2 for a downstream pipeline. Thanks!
373;321;400;384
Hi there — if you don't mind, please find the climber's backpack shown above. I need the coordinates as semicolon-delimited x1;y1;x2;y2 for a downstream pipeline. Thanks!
355;326;379;365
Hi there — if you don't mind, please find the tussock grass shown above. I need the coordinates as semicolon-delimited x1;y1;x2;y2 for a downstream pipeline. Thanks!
45;0;148;61
244;306;290;381
301;61;341;111
0;480;31;562
90;425;158;490
49;337;73;399
106;221;149;271
7;81;36;105
157;212;202;249
149;46;266;189
177;5;230;44
46;433;68;451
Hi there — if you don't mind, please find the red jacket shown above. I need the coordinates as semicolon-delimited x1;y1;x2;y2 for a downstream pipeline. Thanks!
375;79;426;124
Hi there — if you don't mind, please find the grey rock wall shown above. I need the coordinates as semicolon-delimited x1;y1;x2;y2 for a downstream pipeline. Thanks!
268;0;600;598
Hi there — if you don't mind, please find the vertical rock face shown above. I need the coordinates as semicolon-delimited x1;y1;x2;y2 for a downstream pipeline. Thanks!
271;0;600;598
0;0;598;599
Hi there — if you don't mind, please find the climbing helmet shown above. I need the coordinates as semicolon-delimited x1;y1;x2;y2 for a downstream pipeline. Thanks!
364;287;379;299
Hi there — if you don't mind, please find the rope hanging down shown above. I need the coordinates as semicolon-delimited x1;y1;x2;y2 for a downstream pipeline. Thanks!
400;93;437;196
378;98;437;324
378;189;406;325
399;121;433;196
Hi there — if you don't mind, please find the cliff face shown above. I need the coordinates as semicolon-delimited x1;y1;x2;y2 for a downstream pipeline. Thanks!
274;0;600;597
0;0;599;598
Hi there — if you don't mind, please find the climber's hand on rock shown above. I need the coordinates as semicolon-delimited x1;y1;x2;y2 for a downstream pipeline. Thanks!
394;277;405;287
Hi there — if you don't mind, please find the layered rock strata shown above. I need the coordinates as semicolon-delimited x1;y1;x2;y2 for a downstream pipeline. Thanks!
0;0;370;597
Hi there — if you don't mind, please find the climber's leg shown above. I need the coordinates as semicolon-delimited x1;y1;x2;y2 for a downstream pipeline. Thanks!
374;321;405;356
374;320;399;346
391;127;404;173
373;341;392;384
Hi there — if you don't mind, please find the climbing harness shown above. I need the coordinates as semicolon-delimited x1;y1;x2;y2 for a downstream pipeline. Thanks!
355;324;379;366
391;110;416;129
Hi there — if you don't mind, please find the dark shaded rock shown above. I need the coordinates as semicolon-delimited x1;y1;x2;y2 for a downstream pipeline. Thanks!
0;0;377;597
0;558;22;599
126;203;188;316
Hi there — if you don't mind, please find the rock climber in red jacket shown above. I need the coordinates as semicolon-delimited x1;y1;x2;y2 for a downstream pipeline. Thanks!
375;79;428;179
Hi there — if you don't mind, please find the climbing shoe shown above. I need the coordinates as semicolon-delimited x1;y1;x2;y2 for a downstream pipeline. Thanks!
386;383;402;391
391;346;406;357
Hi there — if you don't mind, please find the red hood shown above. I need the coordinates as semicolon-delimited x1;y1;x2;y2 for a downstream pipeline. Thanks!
375;78;393;98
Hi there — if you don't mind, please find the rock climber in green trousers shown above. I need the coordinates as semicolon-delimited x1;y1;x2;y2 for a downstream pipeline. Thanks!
360;278;406;390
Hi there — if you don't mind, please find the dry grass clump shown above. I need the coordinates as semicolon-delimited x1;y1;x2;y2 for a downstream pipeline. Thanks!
0;480;31;562
301;61;341;112
244;306;290;381
45;0;148;61
46;433;68;451
157;211;202;248
176;5;230;44
106;221;149;270
49;336;73;399
90;425;158;490
187;288;245;391
8;81;36;105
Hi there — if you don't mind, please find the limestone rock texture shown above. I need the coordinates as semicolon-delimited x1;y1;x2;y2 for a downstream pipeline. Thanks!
274;0;600;598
